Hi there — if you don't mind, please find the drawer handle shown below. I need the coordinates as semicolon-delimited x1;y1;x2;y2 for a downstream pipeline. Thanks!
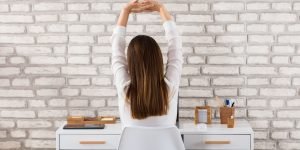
204;140;231;144
80;141;106;144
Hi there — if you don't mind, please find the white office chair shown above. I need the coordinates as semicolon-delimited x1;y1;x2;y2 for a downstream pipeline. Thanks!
118;126;185;150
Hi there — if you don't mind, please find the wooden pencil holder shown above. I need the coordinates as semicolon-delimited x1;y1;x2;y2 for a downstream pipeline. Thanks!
227;117;235;128
219;107;235;124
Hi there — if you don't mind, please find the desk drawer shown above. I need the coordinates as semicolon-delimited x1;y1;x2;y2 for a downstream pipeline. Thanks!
184;134;250;150
60;134;120;150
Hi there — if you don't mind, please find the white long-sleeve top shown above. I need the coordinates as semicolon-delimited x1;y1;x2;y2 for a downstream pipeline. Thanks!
111;21;183;128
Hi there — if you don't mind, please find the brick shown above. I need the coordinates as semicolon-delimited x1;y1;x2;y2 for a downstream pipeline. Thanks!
90;25;105;33
273;45;295;53
24;67;60;75
271;78;291;86
247;99;267;107
69;99;89;107
271;131;289;139
68;3;89;11
233;46;246;54
81;88;117;97
261;13;296;22
92;56;110;64
247;3;270;10
34;77;65;86
0;67;20;76
0;141;21;149
279;67;300;75
68;78;90;86
216;35;247;43
182;36;214;44
0;100;26;108
37;35;68;44
10;57;26;64
270;99;285;108
29;130;55;138
255;141;276;150
0;120;15;128
292;56;300;64
241;67;276;75
62;66;97;75
165;3;188;11
215;88;237;96
288;24;300;32
90;99;106;107
239;13;258;21
291;131;300;139
60;14;79;22
272;120;294;128
272;3;291;10
33;3;64;11
261;88;296;96
176;14;213;22
212;77;244;85
189;78;210;86
279;142;300;149
10;130;26;138
177;25;204;34
0;4;8;12
17;120;51;128
68;46;90;54
278;35;300;43
91;3;110;11
30;56;66;64
35;14;58;22
270;24;285;33
195;46;231;54
0;79;9;87
278;110;300;118
181;66;200;75
272;56;289;64
248;110;274;118
25;140;55;148
61;88;79;96
215;14;237;22
81;14;116;22
0;89;34;97
0;130;7;138
27;25;45;33
68;25;88;33
208;56;245;64
180;78;189;87
248;35;274;43
0;25;25;33
92;78;111;86
255;131;268;139
0;15;33;23
179;89;213;97
47;24;66;33
206;25;225;33
247;56;269;64
36;89;58;96
28;100;46;108
187;56;205;64
249;120;269;128
68;56;90;64
287;99;300;107
38;110;67;118
10;4;30;12
0;36;34;44
1;110;35;118
212;2;244;11
48;99;66;107
227;24;244;32
202;66;239;75
293;78;300;85
70;35;94;44
247;45;269;54
190;3;209;11
240;88;258;96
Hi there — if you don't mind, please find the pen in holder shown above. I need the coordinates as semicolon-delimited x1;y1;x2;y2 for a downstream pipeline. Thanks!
219;106;235;124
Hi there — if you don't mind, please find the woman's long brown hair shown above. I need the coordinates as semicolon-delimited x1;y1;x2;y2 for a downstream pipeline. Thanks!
126;35;169;119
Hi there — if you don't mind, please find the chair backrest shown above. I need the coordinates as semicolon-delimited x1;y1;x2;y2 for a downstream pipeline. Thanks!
118;126;185;150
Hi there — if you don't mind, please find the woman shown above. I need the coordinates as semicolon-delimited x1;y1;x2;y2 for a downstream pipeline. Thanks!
111;0;183;127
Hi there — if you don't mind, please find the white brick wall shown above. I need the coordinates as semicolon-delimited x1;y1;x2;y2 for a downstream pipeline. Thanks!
0;0;299;149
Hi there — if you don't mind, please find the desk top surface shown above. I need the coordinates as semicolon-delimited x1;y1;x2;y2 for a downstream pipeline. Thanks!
56;119;253;135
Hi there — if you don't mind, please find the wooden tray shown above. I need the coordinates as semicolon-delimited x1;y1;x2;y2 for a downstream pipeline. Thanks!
67;116;116;125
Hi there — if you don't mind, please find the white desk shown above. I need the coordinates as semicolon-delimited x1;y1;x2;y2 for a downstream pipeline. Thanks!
56;119;254;150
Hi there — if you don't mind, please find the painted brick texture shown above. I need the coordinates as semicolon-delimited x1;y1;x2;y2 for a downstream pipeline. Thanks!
0;0;300;149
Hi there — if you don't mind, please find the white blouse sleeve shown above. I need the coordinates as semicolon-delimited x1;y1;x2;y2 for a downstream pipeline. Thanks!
111;26;130;91
163;21;183;86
